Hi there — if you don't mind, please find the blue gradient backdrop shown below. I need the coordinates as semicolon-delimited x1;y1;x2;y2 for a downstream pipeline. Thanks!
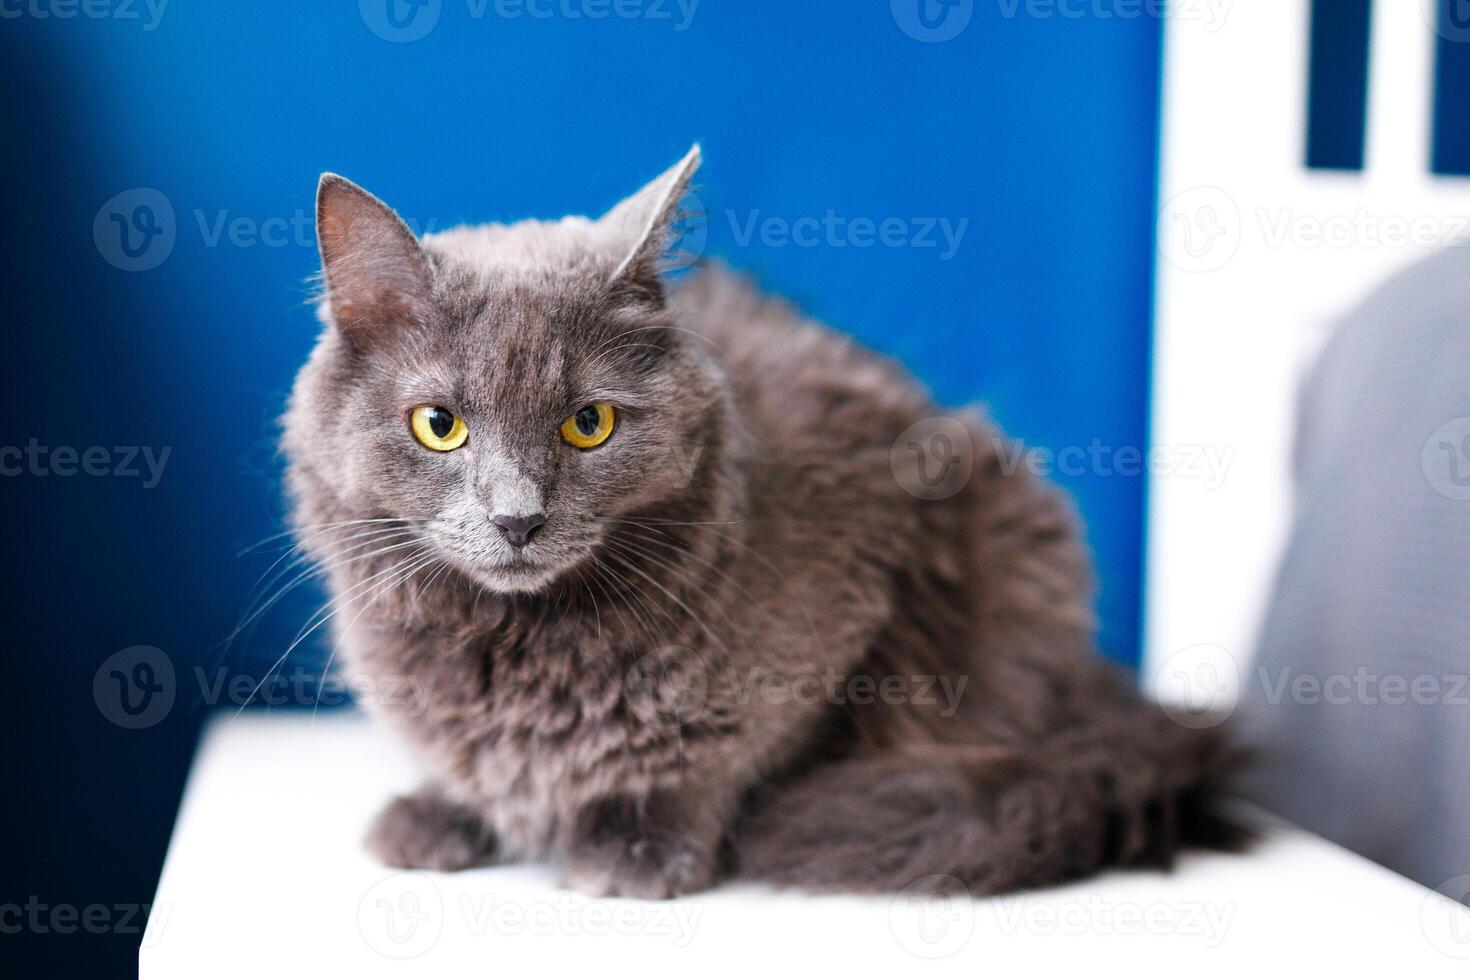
0;3;1161;972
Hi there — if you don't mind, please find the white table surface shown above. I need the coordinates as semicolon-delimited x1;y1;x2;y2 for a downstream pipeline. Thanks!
143;711;1470;978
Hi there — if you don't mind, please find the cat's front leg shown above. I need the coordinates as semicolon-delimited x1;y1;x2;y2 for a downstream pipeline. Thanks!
364;786;499;872
559;788;730;899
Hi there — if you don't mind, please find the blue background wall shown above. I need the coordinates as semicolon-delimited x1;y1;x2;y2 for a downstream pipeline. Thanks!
0;2;1161;971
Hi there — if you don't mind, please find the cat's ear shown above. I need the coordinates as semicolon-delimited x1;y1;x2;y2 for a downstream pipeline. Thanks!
315;174;433;339
601;144;701;302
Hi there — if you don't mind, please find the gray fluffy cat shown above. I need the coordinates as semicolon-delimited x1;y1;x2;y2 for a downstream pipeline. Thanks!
282;146;1240;899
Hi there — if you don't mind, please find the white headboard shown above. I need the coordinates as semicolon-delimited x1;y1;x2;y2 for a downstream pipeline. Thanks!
1144;1;1470;703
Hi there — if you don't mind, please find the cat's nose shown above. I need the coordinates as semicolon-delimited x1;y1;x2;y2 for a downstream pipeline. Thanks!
491;512;547;548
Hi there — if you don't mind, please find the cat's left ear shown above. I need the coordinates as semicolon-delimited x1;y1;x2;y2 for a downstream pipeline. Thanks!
601;144;701;302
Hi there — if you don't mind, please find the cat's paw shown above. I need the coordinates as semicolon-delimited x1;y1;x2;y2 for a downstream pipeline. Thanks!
560;835;715;900
364;792;499;872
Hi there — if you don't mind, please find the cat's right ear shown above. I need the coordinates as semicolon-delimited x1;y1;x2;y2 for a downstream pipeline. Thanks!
315;174;433;340
600;145;701;304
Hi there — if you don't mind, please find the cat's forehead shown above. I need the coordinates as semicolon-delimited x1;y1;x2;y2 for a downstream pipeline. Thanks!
387;221;653;414
436;267;623;364
426;215;611;270
404;270;640;421
427;223;624;335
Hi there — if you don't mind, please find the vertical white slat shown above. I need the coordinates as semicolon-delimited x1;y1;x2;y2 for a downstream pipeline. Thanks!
1145;2;1313;694
1364;0;1436;182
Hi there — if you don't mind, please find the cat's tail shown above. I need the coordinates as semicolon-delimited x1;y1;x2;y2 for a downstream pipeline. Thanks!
731;703;1248;895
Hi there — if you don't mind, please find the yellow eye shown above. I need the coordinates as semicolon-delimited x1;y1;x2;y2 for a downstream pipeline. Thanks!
560;403;617;449
409;405;468;452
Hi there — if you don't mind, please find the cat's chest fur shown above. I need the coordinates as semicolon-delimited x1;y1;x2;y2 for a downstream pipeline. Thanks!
343;611;747;857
